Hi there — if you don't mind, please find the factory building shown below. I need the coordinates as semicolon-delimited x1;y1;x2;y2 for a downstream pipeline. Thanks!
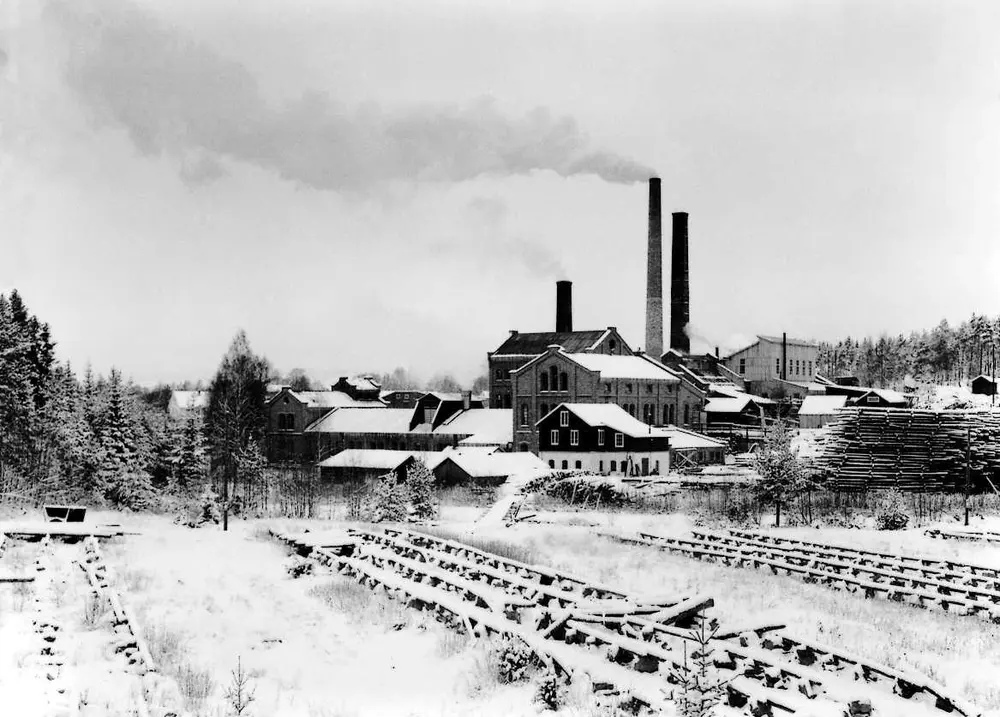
723;334;819;398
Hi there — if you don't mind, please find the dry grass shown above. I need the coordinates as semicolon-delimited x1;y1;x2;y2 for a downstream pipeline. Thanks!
176;661;215;710
414;527;539;565
81;592;109;629
309;577;412;631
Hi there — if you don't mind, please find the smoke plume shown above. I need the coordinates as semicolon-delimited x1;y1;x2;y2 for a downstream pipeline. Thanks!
44;0;654;192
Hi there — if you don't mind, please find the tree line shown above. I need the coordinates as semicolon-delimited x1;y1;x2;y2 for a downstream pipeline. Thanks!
817;314;1000;389
0;289;270;517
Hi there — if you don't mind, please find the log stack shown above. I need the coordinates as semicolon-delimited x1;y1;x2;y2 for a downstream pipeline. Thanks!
815;408;1000;492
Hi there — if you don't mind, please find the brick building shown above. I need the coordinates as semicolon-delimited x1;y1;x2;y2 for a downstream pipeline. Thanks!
265;386;386;462
510;346;706;453
488;327;632;409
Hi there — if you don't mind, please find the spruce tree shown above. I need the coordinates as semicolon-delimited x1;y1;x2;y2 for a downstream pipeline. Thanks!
406;459;437;520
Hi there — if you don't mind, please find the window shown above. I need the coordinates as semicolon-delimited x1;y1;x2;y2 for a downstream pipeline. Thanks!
668;405;675;424
614;432;624;448
520;404;529;426
808;361;813;376
605;382;612;392
776;358;781;375
599;460;604;472
548;460;555;469
610;339;618;354
495;369;503;380
503;394;511;408
560;410;569;427
540;373;549;391
570;430;579;446
559;372;568;391
646;384;654;393
867;395;879;404
550;429;560;445
561;460;568;470
278;413;295;430
626;383;633;393
597;428;605;446
610;460;617;472
739;358;746;374
574;460;582;469
519;443;529;452
621;462;628;474
683;404;689;425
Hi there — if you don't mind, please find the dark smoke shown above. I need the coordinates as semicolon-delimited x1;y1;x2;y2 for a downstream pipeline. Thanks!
46;0;654;192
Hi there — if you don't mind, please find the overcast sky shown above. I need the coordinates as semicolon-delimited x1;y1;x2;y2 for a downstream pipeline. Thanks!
2;0;998;386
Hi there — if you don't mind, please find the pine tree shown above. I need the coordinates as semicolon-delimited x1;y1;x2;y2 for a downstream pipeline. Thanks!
406;459;437;520
96;369;152;509
174;414;207;492
368;473;409;522
752;421;820;527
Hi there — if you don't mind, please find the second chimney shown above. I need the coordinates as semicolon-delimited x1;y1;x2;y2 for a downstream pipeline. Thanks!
556;280;572;332
670;212;691;353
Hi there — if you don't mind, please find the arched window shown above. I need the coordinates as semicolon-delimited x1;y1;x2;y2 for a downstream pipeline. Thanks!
549;365;558;391
683;404;689;425
668;405;675;424
519;442;529;453
540;372;549;391
503;394;511;408
520;404;529;425
559;372;568;391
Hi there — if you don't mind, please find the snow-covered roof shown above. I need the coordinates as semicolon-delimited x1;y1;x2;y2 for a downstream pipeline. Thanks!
708;383;744;398
437;409;512;446
857;388;907;404
658;426;726;450
797;394;849;416
305;408;414;434
437;451;548;479
564;353;680;381
704;396;759;414
294;390;386;408
317;450;421;471
169;390;210;410
540;403;665;438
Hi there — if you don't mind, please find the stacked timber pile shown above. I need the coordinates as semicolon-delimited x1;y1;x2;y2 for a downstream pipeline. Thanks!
815;408;1000;492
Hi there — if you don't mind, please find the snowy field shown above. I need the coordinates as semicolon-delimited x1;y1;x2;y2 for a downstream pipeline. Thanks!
3;508;1000;717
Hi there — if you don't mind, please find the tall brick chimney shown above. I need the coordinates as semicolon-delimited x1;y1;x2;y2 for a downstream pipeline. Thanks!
670;211;690;353
556;280;572;332
645;178;664;358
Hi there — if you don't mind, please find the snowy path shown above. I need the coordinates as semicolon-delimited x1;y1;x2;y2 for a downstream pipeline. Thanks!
111;517;538;717
474;472;536;527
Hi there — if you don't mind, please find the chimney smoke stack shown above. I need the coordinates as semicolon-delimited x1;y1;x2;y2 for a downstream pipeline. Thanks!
556;280;572;332
670;211;690;353
645;178;664;359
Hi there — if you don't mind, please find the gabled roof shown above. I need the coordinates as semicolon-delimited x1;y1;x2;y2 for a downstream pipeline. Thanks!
704;396;760;414
437;409;512;446
304;408;414;434
725;334;818;359
269;388;386;409
855;388;907;404
317;450;420;471
797;394;849;416
436;451;548;479
973;375;997;383
538;403;665;438
492;330;610;356
561;352;680;382
659;426;726;450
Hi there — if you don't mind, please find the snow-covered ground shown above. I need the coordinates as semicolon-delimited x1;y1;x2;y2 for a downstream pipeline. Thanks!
4;506;1000;716
914;384;1000;411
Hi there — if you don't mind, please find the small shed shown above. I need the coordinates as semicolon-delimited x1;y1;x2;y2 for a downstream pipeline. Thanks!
852;389;908;409
317;450;422;482
658;426;726;466
972;375;997;396
797;395;848;429
432;451;548;487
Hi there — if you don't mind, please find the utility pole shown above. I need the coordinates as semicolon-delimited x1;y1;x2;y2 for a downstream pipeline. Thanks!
964;424;971;527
